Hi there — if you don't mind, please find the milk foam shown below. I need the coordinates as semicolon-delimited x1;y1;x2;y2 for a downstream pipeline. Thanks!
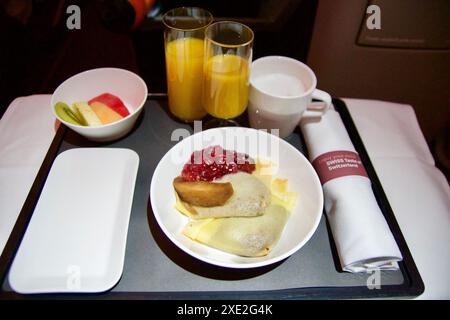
252;73;306;97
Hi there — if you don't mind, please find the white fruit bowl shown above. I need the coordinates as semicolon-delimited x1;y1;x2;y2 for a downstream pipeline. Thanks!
51;68;148;142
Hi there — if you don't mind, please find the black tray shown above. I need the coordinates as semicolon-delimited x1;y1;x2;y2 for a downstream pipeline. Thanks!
0;97;424;299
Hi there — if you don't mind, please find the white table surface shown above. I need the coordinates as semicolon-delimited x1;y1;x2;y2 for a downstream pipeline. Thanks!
0;95;449;299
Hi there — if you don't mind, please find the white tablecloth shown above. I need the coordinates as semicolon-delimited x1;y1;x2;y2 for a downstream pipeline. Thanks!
343;99;450;299
0;95;449;299
0;95;57;257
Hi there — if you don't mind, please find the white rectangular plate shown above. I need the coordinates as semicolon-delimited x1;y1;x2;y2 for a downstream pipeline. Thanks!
8;148;139;294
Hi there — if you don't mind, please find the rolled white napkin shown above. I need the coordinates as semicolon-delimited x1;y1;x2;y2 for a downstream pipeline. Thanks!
300;109;402;273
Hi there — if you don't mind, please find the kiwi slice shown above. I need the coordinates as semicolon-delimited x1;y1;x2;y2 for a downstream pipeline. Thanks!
54;102;87;126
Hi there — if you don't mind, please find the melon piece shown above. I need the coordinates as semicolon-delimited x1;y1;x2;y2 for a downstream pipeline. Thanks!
73;102;102;126
88;93;130;117
90;101;124;124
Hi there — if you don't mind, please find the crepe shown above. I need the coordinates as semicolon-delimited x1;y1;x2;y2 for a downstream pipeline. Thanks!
179;172;271;219
183;204;289;257
174;160;299;257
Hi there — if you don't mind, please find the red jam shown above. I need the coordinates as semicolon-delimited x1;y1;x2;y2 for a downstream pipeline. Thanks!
181;145;255;182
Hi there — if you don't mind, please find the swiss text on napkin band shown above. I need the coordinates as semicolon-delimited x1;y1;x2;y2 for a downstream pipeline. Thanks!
312;150;368;185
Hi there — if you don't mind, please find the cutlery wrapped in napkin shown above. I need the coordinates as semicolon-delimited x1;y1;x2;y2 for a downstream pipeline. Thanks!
300;109;402;273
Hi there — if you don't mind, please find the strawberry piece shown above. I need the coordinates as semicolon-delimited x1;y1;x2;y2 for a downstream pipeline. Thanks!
88;93;130;117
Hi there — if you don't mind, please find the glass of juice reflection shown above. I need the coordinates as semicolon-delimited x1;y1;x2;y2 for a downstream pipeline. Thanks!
162;7;213;121
203;21;254;125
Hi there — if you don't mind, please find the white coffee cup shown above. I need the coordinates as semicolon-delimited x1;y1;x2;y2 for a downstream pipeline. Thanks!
248;56;331;138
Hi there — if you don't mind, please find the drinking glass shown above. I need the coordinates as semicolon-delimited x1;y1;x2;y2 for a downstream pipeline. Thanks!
203;21;254;126
163;7;213;122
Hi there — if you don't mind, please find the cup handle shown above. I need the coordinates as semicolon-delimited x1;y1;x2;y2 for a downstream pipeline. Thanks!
303;89;332;118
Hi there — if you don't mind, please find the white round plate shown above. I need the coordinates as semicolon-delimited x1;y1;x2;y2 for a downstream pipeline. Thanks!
150;127;323;269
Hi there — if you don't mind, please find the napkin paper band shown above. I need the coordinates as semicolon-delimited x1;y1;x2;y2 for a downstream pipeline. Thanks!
312;150;368;185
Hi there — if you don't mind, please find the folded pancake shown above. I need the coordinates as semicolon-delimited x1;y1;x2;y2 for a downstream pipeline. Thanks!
183;204;289;257
180;172;271;219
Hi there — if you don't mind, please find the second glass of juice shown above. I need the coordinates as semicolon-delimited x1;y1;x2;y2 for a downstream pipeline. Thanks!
162;7;213;121
203;21;254;123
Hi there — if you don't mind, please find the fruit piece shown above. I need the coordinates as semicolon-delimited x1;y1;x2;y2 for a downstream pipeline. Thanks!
68;106;88;126
67;104;88;126
90;101;124;124
73;102;103;126
173;176;234;207
88;93;130;117
54;102;85;126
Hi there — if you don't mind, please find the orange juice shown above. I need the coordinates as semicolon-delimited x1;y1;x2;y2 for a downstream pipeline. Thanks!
165;37;207;121
203;54;250;119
